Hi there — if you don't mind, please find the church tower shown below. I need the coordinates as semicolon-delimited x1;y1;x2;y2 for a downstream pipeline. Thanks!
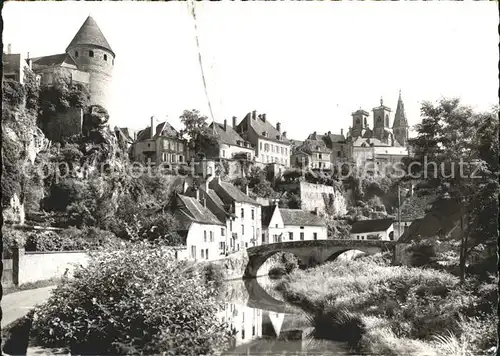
393;91;409;146
372;97;392;141
66;15;115;110
351;109;369;138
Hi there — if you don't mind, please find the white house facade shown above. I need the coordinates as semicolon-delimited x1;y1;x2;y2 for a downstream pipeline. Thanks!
349;218;394;241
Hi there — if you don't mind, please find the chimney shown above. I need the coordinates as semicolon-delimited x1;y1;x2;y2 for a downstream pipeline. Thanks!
232;116;237;128
224;119;227;131
328;131;331;135
27;51;30;59
276;122;281;132
150;116;155;139
341;128;344;136
262;113;266;122
7;44;12;54
252;110;257;120
282;131;287;138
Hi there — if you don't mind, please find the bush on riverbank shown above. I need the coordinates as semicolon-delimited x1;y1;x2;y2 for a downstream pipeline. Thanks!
276;257;497;354
31;242;233;355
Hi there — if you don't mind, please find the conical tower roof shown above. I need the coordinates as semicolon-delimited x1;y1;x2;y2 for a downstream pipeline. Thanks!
66;16;115;57
393;91;408;128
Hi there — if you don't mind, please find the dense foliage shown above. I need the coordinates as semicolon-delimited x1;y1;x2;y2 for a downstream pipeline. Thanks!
31;244;233;355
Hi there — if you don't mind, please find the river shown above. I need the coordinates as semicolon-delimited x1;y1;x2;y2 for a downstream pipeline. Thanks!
218;276;350;355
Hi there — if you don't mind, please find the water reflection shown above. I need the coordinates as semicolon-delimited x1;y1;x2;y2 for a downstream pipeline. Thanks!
218;277;349;355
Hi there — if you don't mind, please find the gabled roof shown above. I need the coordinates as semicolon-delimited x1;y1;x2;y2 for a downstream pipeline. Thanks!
299;139;330;154
237;113;290;144
261;205;278;227
326;133;346;143
175;194;224;227
114;127;135;143
66;16;115;57
280;209;325;227
30;54;77;69
211;180;259;205
393;91;409;129
351;218;394;234
210;122;254;149
136;121;180;141
400;193;437;221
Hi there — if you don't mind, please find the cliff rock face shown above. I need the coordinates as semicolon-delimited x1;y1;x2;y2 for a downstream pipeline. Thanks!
299;181;347;216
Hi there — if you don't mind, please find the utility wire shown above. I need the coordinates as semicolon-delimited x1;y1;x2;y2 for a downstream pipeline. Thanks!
187;0;216;125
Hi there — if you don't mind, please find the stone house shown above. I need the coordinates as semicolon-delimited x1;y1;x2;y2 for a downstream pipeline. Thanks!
291;138;332;171
261;204;327;244
236;111;291;168
306;131;347;164
350;218;395;241
173;193;225;261
132;117;187;168
207;118;255;161
208;177;262;252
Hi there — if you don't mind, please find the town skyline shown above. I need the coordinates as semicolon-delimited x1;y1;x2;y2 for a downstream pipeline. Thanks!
3;1;498;140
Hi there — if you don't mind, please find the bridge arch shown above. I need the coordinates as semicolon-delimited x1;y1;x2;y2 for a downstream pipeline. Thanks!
325;249;368;263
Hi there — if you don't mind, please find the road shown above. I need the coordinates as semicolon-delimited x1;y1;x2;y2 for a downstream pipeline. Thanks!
1;286;56;328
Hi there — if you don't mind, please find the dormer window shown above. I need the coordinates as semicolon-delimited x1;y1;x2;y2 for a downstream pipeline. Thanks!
75;51;79;58
104;54;107;61
89;50;94;57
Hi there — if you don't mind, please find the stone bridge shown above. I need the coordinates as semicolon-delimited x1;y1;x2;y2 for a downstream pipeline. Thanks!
244;239;399;278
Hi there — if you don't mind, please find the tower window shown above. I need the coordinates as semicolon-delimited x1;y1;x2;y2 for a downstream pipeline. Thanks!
103;54;107;61
89;50;94;57
75;51;79;58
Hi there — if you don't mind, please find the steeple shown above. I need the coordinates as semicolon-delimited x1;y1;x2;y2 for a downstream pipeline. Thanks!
393;90;408;129
393;90;409;146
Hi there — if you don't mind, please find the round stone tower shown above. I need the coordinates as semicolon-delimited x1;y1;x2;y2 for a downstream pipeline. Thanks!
66;15;115;110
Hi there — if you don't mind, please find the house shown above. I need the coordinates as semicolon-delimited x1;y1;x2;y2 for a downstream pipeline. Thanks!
307;131;347;164
132;117;187;167
209;177;262;252
172;193;225;261
261;204;327;244
114;126;136;152
394;193;437;239
207;118;255;161
291;138;332;170
350;218;395;241
236;111;291;168
2;45;34;84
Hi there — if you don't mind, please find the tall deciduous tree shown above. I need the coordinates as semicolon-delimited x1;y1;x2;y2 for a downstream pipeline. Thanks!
179;109;217;154
404;98;499;282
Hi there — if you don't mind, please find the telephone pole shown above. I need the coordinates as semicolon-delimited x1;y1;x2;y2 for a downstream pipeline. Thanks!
397;182;402;239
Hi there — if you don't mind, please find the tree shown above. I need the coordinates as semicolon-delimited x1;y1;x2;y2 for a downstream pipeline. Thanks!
404;99;499;282
179;109;217;153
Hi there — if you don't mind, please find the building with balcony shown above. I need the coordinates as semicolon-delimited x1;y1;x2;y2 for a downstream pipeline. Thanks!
261;204;327;244
132;117;187;168
235;111;291;168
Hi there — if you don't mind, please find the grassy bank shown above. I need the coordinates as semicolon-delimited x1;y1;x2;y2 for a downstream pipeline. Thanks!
2;278;60;296
275;255;497;355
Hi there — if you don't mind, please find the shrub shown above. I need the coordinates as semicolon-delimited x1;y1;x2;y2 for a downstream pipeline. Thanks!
2;310;35;355
2;79;26;107
1;226;27;258
31;244;232;355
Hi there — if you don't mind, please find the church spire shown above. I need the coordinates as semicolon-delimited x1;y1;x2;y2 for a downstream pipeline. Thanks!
393;91;408;129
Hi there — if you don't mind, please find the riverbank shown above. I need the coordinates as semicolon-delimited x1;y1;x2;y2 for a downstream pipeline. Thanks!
274;255;498;355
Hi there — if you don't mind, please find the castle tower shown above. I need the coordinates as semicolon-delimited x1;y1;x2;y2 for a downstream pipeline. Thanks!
66;15;115;110
372;97;392;140
351;109;369;138
392;91;409;146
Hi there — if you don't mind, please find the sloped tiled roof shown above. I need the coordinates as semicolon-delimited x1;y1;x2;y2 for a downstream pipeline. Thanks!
326;133;346;143
261;205;277;227
237;113;290;144
114;127;135;143
214;181;259;205
299;139;330;154
31;54;76;69
400;194;437;221
66;16;115;57
175;194;224;227
351;218;394;234
280;209;325;227
136;121;180;141
210;122;254;149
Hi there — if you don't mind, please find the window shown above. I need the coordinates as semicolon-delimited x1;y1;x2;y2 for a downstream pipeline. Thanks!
75;51;79;58
319;153;322;159
210;231;213;242
252;325;256;336
281;147;284;154
220;241;225;250
179;155;183;162
221;228;225;236
201;249;205;259
241;329;245;340
191;246;196;259
300;232;304;240
230;220;233;231
313;233;318;240
262;233;266;243
285;148;288;155
103;54;107;61
275;224;278;228
260;142;263;150
241;208;244;218
89;50;94;57
337;151;341;157
172;155;176;163
241;225;244;235
222;150;225;157
112;59;114;65
245;242;248;248
289;232;293;240
204;231;207;242
251;209;255;220
300;226;304;229
205;248;209;260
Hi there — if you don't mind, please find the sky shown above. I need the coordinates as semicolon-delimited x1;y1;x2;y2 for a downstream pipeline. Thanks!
3;1;498;140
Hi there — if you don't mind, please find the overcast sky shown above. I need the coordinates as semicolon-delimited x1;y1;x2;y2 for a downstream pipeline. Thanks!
3;1;498;140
